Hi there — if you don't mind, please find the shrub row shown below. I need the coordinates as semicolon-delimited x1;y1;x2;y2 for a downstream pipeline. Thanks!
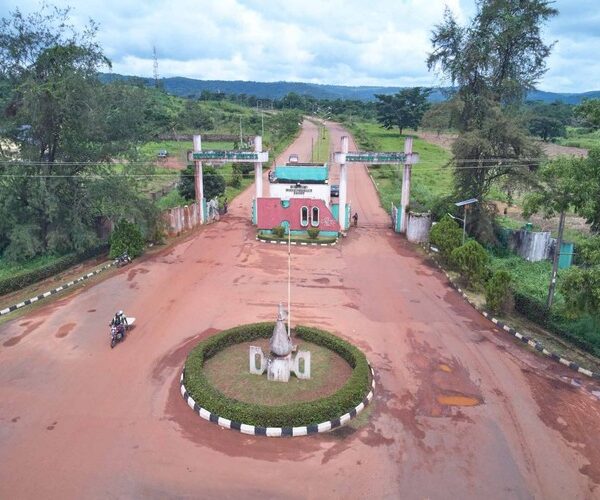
183;323;371;428
258;233;337;245
0;244;108;297
513;292;600;357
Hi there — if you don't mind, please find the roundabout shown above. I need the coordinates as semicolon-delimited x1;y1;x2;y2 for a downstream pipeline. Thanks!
180;322;375;436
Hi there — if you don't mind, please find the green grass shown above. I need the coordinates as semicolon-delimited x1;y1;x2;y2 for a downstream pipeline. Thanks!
156;189;187;210
203;338;352;405
489;254;558;302
557;127;600;149
0;254;65;281
347;122;452;212
313;125;330;163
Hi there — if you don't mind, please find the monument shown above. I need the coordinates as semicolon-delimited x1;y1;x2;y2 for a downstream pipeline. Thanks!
249;304;311;382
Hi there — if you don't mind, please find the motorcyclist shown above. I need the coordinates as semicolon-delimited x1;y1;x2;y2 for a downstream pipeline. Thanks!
110;310;128;336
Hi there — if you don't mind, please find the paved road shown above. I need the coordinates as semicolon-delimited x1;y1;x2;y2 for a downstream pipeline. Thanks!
1;120;599;499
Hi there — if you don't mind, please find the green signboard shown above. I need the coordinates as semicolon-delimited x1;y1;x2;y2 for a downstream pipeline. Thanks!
345;152;406;163
192;151;259;161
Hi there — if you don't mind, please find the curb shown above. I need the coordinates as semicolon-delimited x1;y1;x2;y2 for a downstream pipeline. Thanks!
180;364;376;437
427;250;600;380
0;263;113;318
255;236;338;247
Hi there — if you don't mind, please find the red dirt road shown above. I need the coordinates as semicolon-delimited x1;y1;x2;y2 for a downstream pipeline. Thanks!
1;120;600;499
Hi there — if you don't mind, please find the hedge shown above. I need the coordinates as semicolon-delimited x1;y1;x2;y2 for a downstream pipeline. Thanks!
258;233;337;245
183;322;371;428
0;244;108;296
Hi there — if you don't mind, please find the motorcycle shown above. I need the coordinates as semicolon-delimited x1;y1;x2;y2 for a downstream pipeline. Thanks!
110;317;136;348
114;252;132;268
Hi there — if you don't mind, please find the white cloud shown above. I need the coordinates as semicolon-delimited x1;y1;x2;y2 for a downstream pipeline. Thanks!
0;0;597;92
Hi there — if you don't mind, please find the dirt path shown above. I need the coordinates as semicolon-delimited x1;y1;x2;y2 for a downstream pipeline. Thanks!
1;121;599;499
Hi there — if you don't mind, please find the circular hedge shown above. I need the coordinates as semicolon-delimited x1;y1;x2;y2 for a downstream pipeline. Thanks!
183;322;371;428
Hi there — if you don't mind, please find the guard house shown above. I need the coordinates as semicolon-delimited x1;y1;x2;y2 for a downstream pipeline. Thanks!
256;162;341;236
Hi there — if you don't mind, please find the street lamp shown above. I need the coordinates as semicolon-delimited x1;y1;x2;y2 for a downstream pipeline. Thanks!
452;198;478;245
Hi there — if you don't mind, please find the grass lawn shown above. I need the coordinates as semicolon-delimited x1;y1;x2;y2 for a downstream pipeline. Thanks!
557;127;600;149
0;254;65;281
203;338;352;405
348;121;452;212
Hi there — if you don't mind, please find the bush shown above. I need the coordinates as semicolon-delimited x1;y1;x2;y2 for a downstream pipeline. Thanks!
429;215;463;261
272;225;285;238
485;270;512;314
307;228;320;239
451;240;490;288
109;220;145;259
183;323;371;428
229;164;242;188
559;265;600;319
0;244;108;296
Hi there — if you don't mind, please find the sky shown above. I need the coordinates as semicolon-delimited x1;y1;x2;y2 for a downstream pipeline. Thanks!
0;0;598;93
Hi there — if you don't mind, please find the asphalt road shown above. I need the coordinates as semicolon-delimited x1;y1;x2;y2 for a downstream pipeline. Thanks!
1;119;599;499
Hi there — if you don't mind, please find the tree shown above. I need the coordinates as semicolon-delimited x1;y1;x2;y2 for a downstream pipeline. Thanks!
485;270;512;313
375;88;431;135
575;98;600;130
429;215;463;261
451;240;490;288
178;165;225;201
0;5;155;261
427;1;558;242
523;156;589;307
109;219;145;259
559;266;600;319
420;98;461;135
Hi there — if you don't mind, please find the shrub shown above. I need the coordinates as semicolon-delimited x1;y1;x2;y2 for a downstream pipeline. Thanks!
272;225;285;238
183;323;371;427
109;220;145;259
485;270;512;314
451;240;490;288
307;227;320;239
559;265;600;319
229;164;242;188
429;215;463;261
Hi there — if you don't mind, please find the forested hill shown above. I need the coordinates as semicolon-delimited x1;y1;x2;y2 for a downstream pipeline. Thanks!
100;73;600;104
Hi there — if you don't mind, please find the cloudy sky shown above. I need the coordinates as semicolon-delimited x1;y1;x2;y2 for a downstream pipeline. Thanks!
1;0;598;93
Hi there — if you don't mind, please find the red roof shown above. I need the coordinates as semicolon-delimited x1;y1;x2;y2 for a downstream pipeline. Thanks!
257;198;339;232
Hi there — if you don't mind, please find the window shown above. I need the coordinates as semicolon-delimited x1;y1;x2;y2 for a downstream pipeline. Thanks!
300;206;309;227
311;206;319;226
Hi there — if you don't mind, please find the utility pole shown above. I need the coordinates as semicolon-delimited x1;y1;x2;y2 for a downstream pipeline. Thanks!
152;46;159;89
239;117;243;147
547;210;566;308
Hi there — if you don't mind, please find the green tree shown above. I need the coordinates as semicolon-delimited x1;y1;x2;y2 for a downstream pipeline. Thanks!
427;1;558;242
109;219;145;258
523;156;590;307
178;165;226;201
575;98;600;130
451;240;490;288
559;266;600;319
485;270;512;313
429;215;463;261
375;88;431;135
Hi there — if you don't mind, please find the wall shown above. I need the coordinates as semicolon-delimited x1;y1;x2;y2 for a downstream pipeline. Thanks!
269;183;331;205
406;212;431;243
163;203;202;236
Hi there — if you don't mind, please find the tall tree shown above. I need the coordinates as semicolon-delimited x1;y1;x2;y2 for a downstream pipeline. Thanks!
0;5;153;260
427;1;558;241
375;87;431;135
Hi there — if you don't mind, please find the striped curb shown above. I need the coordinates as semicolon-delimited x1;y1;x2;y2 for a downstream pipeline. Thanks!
0;263;114;318
427;251;600;380
180;364;376;437
255;236;338;247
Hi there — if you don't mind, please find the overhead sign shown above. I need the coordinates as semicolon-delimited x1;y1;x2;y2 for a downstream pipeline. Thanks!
189;151;269;162
334;151;419;164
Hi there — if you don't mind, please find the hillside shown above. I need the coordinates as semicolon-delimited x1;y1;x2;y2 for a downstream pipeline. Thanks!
100;73;600;104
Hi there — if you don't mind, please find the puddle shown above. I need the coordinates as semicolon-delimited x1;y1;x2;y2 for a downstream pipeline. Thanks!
3;320;44;347
55;322;76;338
436;394;482;407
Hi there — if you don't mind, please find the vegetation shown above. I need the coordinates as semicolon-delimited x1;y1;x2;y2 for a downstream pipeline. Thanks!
375;88;431;135
183;323;371;427
427;0;558;243
109;220;145;259
575;99;600;130
307;228;320;239
430;215;463;261
485;270;512;314
451;240;490;288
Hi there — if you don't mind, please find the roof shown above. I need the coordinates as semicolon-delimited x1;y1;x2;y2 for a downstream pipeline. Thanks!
274;165;328;183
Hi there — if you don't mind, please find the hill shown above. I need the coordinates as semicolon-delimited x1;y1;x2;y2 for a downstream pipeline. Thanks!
100;73;600;104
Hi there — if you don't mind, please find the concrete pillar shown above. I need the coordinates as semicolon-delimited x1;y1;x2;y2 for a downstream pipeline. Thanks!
339;136;349;231
399;137;412;233
254;135;263;199
193;135;204;223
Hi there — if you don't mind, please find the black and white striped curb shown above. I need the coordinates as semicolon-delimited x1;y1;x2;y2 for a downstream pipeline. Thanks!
428;251;600;380
255;236;338;247
180;364;376;437
0;263;113;318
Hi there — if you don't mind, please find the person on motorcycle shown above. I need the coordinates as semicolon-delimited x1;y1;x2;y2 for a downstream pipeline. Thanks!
110;310;128;336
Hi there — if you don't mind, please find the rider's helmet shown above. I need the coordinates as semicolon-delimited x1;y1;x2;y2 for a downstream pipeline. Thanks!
118;310;124;317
